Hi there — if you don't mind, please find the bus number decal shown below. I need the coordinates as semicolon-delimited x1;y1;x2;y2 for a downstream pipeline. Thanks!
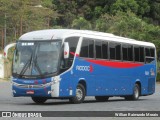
76;65;93;72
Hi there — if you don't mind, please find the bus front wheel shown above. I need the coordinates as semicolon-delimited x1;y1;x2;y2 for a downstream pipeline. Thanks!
125;84;140;101
31;97;47;104
69;84;85;104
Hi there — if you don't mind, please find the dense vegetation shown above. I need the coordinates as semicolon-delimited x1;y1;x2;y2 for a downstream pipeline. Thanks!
53;0;160;50
0;0;160;80
0;0;160;51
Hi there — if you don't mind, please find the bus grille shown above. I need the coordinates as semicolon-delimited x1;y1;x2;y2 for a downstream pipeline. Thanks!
13;82;51;88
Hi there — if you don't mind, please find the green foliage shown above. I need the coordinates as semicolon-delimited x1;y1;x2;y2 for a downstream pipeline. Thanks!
110;0;139;14
0;0;160;53
157;61;160;81
135;0;150;16
41;0;53;8
93;11;160;50
95;13;114;32
71;17;92;30
0;0;57;50
149;1;160;25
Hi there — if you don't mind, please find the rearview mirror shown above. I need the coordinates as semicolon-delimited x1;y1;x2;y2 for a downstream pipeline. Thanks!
4;43;16;58
64;42;69;59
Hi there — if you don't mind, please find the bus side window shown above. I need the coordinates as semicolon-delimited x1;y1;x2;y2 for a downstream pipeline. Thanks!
102;41;108;59
109;42;121;60
150;48;155;57
115;43;121;60
145;48;155;64
89;40;94;58
122;44;134;62
140;47;144;62
64;37;79;67
80;39;89;57
95;40;108;59
128;45;133;61
134;46;140;62
80;38;94;58
109;42;116;60
95;40;102;59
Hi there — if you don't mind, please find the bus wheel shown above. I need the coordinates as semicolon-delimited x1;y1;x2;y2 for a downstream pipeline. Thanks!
125;84;140;101
31;97;47;104
69;84;85;104
95;96;109;102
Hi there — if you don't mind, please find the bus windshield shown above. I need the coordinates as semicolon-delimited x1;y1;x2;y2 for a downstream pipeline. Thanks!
13;40;61;78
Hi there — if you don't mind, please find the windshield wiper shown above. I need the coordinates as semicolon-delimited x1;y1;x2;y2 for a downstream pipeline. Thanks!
33;55;44;77
18;53;33;77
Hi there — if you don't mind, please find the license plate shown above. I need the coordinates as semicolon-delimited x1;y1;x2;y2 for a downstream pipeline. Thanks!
26;90;34;94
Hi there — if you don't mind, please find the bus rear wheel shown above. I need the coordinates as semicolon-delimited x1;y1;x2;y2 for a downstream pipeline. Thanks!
31;97;47;104
125;84;140;101
95;96;109;102
69;84;85;104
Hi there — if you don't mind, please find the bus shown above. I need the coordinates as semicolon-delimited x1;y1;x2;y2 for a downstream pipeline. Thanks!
11;29;156;104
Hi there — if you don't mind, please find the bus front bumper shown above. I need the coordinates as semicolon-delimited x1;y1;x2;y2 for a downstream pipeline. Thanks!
12;85;51;97
12;81;60;97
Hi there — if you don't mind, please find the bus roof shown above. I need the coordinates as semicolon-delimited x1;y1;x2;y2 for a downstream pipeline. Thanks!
19;29;155;47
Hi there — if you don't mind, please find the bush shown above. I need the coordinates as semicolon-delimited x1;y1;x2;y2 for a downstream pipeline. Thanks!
157;72;160;82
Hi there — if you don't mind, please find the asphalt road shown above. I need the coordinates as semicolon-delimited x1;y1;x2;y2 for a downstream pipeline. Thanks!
0;80;160;119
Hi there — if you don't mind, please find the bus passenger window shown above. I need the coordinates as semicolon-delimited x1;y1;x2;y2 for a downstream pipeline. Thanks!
95;41;102;59
64;37;79;67
122;44;133;61
109;42;121;60
102;41;108;59
150;48;155;57
122;44;128;61
140;47;144;62
134;46;140;62
128;45;133;61
80;38;94;58
116;44;121;60
80;40;88;57
145;48;155;64
65;37;79;59
145;48;150;56
109;42;116;60
89;40;94;58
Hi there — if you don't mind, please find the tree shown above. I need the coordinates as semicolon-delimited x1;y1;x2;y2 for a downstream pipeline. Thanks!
106;11;160;50
110;0;139;14
149;0;160;25
95;13;115;32
135;0;150;16
0;0;57;50
71;17;92;30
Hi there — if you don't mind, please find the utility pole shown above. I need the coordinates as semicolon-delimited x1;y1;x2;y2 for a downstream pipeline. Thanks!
20;16;22;36
4;13;7;48
1;30;4;49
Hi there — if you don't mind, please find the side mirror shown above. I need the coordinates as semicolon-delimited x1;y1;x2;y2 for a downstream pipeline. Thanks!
4;43;16;58
64;42;69;59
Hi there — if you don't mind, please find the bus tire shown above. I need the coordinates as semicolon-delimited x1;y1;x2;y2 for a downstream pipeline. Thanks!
125;84;140;101
95;96;109;101
31;97;47;104
69;84;85;104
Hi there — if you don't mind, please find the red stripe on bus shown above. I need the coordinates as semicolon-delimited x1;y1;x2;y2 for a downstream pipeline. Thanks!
86;59;143;68
70;52;79;57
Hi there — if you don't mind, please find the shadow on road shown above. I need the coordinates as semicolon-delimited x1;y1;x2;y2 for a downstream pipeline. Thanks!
20;98;148;106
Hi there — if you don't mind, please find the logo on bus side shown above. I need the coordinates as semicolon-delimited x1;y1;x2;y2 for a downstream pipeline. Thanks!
76;65;93;72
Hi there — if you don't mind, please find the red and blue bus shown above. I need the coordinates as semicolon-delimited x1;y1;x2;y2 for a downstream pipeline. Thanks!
11;29;156;104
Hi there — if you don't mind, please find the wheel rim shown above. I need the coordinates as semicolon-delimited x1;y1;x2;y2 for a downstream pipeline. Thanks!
76;88;83;100
134;87;139;99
